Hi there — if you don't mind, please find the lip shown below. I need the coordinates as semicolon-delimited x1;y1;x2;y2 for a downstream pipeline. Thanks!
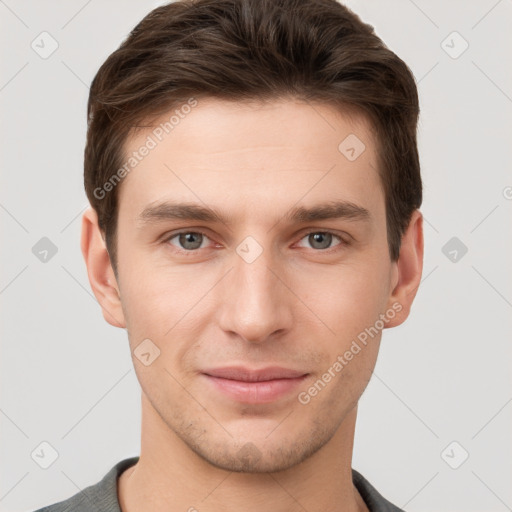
202;366;309;404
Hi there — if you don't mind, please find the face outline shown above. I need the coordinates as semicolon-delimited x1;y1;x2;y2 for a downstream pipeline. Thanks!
81;97;423;474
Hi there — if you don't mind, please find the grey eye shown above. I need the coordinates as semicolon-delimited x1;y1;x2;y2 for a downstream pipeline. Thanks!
172;232;205;250
307;232;333;250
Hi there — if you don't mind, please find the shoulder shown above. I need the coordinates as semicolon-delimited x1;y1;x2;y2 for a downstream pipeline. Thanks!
352;468;406;512
31;457;139;512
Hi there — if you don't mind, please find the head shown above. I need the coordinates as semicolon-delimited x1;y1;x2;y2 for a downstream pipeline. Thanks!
81;0;423;473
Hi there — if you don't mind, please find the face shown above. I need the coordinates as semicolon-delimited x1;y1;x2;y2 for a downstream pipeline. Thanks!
103;98;403;472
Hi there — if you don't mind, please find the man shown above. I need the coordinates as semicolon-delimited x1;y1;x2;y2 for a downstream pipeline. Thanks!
35;0;423;510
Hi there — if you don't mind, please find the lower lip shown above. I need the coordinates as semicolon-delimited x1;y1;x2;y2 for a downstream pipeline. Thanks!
203;375;308;404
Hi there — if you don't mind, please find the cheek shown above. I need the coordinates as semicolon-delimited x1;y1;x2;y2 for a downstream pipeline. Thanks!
116;249;216;365
119;267;203;396
116;238;184;325
325;345;378;413
298;269;385;405
296;261;390;343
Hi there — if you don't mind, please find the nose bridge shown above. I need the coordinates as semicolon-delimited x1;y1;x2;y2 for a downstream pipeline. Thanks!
218;237;292;343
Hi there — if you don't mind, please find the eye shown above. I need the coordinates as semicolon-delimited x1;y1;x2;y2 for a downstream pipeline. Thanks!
163;229;348;254
166;231;211;251
296;231;345;251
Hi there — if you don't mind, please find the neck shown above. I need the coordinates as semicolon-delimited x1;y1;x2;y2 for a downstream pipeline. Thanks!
118;394;367;512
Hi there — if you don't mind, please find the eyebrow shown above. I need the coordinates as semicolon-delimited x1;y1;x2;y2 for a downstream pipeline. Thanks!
136;200;371;227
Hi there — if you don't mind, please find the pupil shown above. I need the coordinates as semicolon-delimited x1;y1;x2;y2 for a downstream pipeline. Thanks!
310;232;331;249
180;232;202;250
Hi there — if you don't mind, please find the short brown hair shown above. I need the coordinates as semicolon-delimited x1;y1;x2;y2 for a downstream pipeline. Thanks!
84;0;422;272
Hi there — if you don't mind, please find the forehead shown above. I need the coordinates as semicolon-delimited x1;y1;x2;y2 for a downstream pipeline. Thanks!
116;98;384;225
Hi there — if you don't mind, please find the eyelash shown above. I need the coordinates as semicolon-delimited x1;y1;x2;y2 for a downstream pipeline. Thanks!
162;229;350;255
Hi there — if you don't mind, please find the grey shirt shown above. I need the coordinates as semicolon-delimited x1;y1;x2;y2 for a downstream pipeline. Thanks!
33;457;405;512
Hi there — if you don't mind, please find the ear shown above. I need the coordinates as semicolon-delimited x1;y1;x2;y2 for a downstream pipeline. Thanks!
80;207;126;328
385;209;424;328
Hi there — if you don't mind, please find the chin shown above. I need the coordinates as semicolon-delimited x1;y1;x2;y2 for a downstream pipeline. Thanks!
183;422;334;474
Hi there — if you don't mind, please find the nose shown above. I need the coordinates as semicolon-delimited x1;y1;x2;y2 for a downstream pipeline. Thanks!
217;242;294;344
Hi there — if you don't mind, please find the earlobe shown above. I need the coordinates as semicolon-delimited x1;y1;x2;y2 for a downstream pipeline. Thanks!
385;209;424;328
80;207;126;329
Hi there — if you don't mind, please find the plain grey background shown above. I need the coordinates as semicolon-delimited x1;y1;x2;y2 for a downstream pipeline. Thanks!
1;1;511;511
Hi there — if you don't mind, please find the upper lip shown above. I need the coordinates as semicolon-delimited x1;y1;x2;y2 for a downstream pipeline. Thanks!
202;366;308;382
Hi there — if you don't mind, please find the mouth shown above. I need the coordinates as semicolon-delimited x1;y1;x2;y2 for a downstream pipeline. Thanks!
201;366;309;404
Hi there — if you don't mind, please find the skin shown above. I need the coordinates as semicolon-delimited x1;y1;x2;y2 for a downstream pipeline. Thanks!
81;97;423;512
